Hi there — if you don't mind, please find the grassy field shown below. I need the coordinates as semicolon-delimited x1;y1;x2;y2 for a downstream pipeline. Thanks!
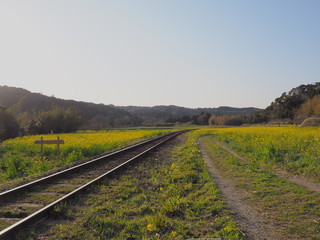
0;129;172;182
18;130;242;240
189;126;320;239
200;135;320;239
3;125;320;238
198;125;320;180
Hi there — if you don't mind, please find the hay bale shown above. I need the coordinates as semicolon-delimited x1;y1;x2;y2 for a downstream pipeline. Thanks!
300;117;320;127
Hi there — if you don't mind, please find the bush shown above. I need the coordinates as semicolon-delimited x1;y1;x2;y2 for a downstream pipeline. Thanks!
209;115;244;126
0;107;19;140
3;153;27;180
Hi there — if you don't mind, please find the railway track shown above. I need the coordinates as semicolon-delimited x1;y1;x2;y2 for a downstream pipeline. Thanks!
0;130;185;240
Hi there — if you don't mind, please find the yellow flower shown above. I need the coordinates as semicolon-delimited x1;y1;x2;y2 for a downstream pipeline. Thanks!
224;225;233;232
171;231;177;236
147;223;153;231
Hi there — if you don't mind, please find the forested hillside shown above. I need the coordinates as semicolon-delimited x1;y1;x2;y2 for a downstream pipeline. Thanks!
254;82;320;123
0;86;141;130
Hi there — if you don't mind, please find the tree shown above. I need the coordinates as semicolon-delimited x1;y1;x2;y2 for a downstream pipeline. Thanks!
297;95;320;116
263;82;320;120
165;115;191;124
247;112;268;123
209;115;244;126
28;106;83;134
0;107;19;140
26;119;40;135
192;112;211;125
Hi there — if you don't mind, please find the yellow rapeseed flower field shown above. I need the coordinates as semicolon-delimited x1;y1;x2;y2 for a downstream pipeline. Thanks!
2;130;170;157
0;130;172;181
195;126;320;178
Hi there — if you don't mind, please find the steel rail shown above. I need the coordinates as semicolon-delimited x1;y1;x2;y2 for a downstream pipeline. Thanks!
0;130;185;240
0;131;182;201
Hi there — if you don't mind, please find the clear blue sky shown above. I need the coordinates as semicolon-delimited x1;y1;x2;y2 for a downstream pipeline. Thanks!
0;0;319;109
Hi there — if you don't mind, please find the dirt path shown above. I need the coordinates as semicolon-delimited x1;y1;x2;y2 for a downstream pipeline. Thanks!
199;138;282;240
212;138;320;194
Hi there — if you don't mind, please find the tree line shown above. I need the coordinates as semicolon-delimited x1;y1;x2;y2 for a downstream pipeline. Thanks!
165;111;254;126
0;106;82;141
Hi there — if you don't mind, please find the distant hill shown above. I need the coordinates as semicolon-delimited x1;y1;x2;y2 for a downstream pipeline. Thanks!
120;105;261;123
3;83;320;129
0;85;261;128
0;86;140;129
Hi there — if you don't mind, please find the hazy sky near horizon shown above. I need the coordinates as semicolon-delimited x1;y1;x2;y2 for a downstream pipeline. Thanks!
0;1;319;109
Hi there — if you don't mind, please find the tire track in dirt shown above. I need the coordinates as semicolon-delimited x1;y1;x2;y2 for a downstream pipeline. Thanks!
199;138;281;240
212;138;320;194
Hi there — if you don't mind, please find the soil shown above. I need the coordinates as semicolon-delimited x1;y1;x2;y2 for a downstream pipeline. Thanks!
199;138;281;240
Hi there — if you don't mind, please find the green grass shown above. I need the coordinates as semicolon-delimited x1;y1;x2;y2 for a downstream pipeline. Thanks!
209;126;320;179
18;131;243;240
201;135;320;239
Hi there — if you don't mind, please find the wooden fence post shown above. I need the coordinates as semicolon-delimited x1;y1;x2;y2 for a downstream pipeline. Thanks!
34;137;64;160
57;136;60;160
40;137;44;161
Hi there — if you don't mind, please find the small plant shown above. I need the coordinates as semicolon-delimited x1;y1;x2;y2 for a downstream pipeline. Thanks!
65;150;84;164
3;152;27;180
53;202;74;220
